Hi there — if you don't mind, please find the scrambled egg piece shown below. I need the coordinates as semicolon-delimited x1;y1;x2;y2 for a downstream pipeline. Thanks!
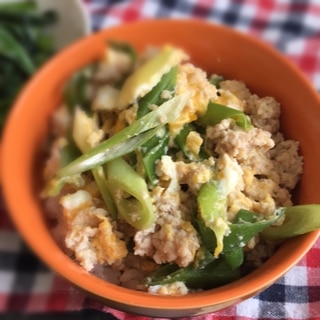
156;155;215;192
60;190;128;271
94;45;133;84
171;63;218;135
72;108;104;153
213;89;244;111
185;131;203;158
216;153;243;196
148;281;189;295
92;85;120;112
219;80;252;107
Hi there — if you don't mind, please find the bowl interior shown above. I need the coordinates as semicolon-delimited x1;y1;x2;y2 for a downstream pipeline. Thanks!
2;19;320;316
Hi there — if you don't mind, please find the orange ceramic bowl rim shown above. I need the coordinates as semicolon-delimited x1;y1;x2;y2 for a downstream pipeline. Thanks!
2;19;320;316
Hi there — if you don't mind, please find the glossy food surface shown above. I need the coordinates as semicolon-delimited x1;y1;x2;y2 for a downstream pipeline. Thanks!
2;19;320;317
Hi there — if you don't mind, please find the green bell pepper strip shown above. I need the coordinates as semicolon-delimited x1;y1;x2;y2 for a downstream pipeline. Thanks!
194;219;217;252
57;94;187;177
195;208;283;269
223;209;284;269
137;66;177;119
147;204;319;290
106;157;155;230
261;205;320;241
197;101;252;130
197;180;228;257
145;254;241;290
145;209;284;289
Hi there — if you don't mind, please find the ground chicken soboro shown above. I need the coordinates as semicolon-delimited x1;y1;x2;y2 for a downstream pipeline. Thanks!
42;45;303;295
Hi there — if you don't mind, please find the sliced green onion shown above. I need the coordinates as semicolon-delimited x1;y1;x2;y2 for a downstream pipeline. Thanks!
57;94;188;177
58;126;162;177
141;128;170;185
137;66;177;119
106;157;155;230
92;167;118;219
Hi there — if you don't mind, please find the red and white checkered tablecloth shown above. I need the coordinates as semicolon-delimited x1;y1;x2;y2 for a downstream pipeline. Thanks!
1;0;320;319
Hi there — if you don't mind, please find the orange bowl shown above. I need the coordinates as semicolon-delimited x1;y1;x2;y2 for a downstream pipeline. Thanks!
2;19;320;317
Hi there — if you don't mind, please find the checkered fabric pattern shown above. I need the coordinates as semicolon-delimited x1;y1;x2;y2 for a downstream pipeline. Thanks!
1;0;320;319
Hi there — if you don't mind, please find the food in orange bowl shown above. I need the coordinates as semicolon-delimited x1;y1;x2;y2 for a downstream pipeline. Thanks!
2;19;320;317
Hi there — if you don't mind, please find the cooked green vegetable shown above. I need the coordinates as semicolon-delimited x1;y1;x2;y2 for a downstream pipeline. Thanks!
117;45;186;109
92;166;118;219
136;66;178;184
261;205;320;240
223;209;284;269
58;126;162;178
146;254;241;289
0;0;57;132
0;27;35;75
196;207;284;270
64;65;96;113
174;122;208;161
0;1;36;11
148;208;284;287
42;41;320;295
106;157;155;229
197;101;252;130
141;128;170;185
197;180;228;257
0;3;57;26
57;94;187;177
137;66;177;118
59;135;82;167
